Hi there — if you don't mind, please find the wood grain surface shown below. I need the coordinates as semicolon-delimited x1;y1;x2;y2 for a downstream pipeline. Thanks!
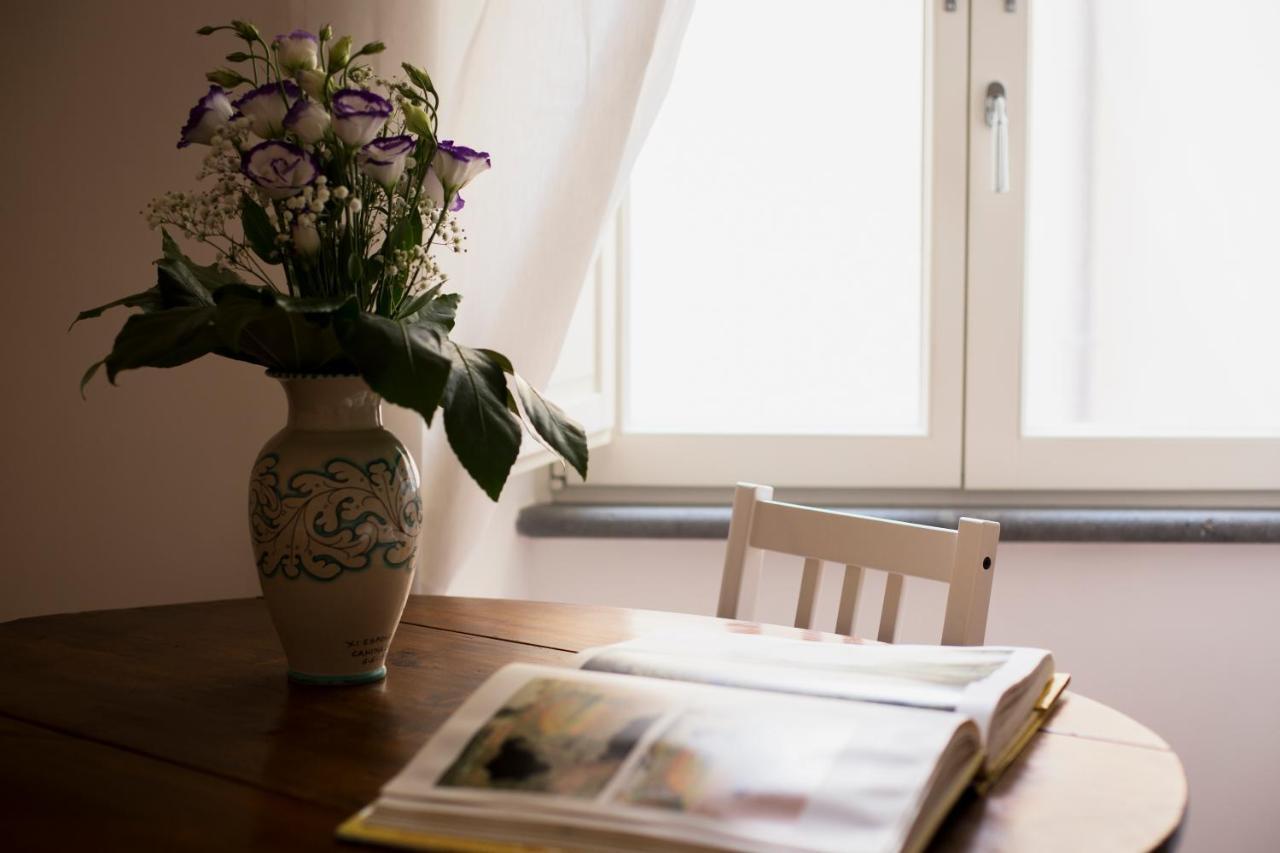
0;596;1186;851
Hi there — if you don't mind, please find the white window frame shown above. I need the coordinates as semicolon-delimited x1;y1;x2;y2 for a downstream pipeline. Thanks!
963;0;1280;491
548;0;1280;495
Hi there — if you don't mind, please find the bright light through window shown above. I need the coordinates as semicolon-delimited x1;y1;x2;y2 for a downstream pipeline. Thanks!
1024;0;1280;437
625;0;927;435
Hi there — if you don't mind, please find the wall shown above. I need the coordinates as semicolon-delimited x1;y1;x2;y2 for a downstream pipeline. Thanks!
0;0;540;622
521;537;1280;853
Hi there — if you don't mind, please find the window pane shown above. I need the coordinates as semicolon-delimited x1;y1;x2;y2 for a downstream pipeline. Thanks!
626;0;926;435
1024;1;1280;436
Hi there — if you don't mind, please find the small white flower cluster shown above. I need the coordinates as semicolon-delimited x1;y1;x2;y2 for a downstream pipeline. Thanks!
417;199;468;254
144;119;253;246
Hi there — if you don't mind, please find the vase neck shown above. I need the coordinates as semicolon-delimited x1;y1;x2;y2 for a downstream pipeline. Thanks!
277;376;383;431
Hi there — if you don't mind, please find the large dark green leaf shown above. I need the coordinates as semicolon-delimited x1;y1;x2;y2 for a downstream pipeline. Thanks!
161;229;244;293
70;289;163;330
413;292;460;334
441;343;523;500
513;374;588;480
241;197;281;264
103;306;221;384
395;283;442;321
337;310;452;426
213;285;348;371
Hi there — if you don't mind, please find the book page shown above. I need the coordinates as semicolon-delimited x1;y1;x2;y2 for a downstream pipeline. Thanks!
370;664;980;853
575;632;1052;754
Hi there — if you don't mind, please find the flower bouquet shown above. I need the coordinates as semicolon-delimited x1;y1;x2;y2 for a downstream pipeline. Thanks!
73;21;587;684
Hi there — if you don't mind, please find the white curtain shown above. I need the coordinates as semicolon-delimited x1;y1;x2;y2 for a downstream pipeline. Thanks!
305;0;693;590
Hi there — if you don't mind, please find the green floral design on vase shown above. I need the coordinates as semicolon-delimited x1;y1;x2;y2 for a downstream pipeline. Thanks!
249;453;421;581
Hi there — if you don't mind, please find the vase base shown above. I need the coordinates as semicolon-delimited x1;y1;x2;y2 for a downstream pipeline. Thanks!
288;666;387;686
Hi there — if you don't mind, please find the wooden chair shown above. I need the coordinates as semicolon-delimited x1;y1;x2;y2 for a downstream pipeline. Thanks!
717;483;999;645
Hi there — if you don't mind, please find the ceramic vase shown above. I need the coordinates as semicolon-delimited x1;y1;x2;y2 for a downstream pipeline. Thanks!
248;374;421;685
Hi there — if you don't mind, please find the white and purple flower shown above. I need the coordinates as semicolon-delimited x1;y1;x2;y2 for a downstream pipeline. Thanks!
273;30;319;72
177;86;234;148
241;140;319;199
283;99;330;145
432;140;491;194
422;166;465;211
331;89;392;147
233;81;301;139
358;135;415;189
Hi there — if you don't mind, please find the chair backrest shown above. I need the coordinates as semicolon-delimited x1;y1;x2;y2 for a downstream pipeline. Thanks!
717;483;999;645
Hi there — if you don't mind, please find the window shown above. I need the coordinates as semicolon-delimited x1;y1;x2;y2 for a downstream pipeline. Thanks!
556;0;1280;492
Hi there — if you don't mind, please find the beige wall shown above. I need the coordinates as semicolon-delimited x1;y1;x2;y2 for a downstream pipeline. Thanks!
520;537;1280;853
0;1;478;622
1;2;290;622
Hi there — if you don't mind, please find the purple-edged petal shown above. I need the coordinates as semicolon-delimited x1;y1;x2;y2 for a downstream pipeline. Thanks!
233;81;301;139
178;86;234;148
272;29;319;71
241;140;319;199
422;166;465;211
432;139;491;193
283;99;330;145
331;88;393;147
358;134;416;189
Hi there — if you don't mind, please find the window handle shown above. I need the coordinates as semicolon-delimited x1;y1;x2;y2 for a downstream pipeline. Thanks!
985;82;1010;193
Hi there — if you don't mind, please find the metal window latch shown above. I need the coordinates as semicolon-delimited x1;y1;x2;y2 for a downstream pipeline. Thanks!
945;0;956;11
984;82;1010;193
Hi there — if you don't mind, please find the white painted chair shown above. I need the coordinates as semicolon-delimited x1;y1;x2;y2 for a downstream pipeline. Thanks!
717;483;999;645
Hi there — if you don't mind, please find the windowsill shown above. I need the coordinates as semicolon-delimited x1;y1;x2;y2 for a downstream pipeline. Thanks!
516;503;1280;543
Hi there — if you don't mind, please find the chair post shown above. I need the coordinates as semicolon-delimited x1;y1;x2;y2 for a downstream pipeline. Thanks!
717;483;773;619
941;518;1000;645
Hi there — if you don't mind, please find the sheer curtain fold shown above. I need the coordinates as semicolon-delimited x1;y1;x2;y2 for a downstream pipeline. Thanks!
300;0;692;590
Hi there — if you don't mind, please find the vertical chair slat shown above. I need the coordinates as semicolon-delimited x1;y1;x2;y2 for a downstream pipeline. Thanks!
878;573;904;643
835;565;864;635
794;557;823;629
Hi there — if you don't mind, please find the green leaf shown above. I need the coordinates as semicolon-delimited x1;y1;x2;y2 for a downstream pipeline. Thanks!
103;306;221;384
394;283;443;321
441;343;523;500
336;309;452;426
241;197;280;264
157;229;238;301
71;231;239;330
79;359;106;398
388;210;423;254
213;285;348;371
513;374;588;480
412;292;460;334
70;290;162;330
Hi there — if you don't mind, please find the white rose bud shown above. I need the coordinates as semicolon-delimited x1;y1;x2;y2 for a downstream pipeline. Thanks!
297;68;328;100
273;30;320;72
291;219;321;254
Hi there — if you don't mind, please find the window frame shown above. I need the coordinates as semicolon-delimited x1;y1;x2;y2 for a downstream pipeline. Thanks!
962;0;1280;491
584;1;971;489
549;0;1280;495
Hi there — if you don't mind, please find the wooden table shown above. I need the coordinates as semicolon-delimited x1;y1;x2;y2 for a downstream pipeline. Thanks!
0;596;1186;852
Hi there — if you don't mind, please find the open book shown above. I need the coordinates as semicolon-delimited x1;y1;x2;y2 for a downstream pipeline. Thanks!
339;635;1066;853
